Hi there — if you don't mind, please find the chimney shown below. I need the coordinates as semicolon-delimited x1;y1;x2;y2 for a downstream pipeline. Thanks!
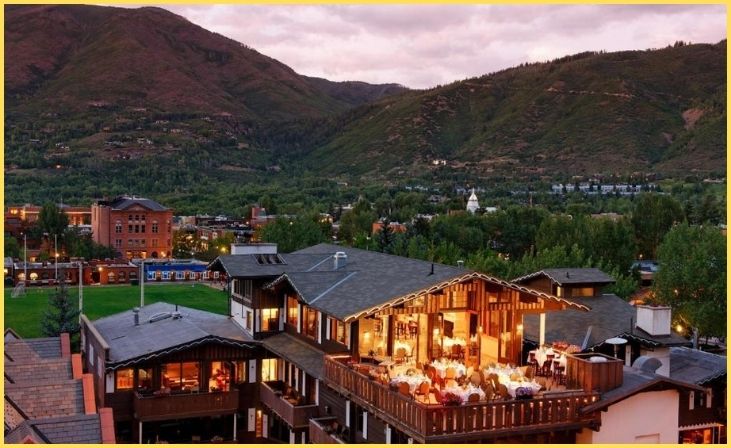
456;260;464;268
333;252;347;270
133;307;140;326
635;305;671;336
428;263;434;276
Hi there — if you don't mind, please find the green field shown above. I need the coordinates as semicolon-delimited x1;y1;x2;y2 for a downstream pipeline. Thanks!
4;283;228;338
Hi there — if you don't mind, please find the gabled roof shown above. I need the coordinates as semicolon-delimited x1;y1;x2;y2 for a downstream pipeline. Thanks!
261;333;329;378
582;366;703;413
209;252;334;278
523;294;689;349
5;414;103;444
99;196;168;211
513;268;615;286
88;302;256;368
670;347;726;385
5;380;84;419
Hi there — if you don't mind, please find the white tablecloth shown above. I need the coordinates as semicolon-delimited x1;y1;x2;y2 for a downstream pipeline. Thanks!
430;360;467;378
443;383;486;402
391;373;430;393
531;347;567;371
505;380;542;398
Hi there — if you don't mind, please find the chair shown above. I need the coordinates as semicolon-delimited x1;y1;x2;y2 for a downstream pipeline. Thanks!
398;382;411;397
541;360;553;377
524;365;535;380
395;348;407;364
470;372;481;387
467;392;480;403
445;378;458;388
487;373;500;389
415;381;430;402
497;384;510;400
408;322;418;339
451;344;463;360
482;382;494;401
465;365;474;379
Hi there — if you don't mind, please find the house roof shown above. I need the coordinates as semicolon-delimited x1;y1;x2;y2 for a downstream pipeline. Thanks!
513;268;615;286
669;347;726;385
5;336;71;384
100;196;168;211
582;366;703;413
523;294;689;349
5;381;85;419
4;414;103;444
88;302;256;368
5;336;63;360
261;333;328;379
208;252;336;278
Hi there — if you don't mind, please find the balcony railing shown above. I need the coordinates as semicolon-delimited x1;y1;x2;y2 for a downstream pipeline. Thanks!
260;381;319;428
566;353;623;393
309;417;347;444
133;390;239;422
323;356;599;442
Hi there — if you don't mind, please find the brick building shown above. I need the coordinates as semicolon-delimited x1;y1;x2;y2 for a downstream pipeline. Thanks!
91;196;173;259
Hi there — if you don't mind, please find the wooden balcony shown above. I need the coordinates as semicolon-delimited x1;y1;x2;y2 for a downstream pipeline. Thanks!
323;356;599;443
260;381;319;428
566;353;623;393
133;390;239;422
309;417;347;444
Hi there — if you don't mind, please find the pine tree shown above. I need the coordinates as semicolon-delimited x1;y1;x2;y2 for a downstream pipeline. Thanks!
40;281;80;337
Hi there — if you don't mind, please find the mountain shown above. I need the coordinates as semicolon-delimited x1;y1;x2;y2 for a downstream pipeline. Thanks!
5;4;403;120
299;41;726;178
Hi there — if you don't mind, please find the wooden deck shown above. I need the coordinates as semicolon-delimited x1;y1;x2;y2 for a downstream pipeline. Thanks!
309;417;346;444
133;390;239;422
259;381;319;428
323;356;600;443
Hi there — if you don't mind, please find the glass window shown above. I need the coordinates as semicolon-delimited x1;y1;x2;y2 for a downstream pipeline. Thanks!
161;362;199;393
176;271;184;279
162;271;170;280
116;368;134;390
137;367;153;393
208;361;231;392
261;308;280;332
304;306;319;339
152;221;159;233
235;361;246;383
147;270;156;280
245;310;252;331
128;225;134;233
287;297;299;327
333;319;347;345
261;358;278;382
115;221;122;233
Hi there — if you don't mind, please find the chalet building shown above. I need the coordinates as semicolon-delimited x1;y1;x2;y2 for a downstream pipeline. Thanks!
91;196;173;260
670;347;727;443
210;243;606;443
4;330;116;444
517;268;690;376
79;303;266;443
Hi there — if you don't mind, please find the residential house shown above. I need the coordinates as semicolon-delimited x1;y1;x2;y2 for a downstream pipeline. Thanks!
4;331;116;444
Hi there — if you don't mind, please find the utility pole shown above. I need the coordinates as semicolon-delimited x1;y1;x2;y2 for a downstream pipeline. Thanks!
78;261;83;318
23;233;27;284
140;259;145;307
54;234;59;282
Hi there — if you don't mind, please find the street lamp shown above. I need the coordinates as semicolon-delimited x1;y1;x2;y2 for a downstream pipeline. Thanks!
23;233;27;285
54;234;59;282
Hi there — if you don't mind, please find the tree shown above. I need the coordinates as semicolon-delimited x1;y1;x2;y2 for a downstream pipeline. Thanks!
376;218;394;253
652;223;726;340
37;202;69;240
40;282;80;337
631;194;684;259
4;234;21;259
257;214;328;253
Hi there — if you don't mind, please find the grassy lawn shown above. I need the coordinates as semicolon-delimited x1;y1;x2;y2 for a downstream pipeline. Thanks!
4;283;228;338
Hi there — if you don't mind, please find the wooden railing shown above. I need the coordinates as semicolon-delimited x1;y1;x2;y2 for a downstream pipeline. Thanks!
324;356;599;440
309;417;346;444
260;381;319;428
133;390;238;422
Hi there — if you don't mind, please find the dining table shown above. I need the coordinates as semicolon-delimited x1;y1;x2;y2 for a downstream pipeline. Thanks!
530;346;567;372
442;383;486;402
390;372;431;393
430;359;467;378
484;364;542;398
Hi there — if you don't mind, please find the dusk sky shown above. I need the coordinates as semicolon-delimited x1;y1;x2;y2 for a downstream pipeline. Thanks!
161;4;726;89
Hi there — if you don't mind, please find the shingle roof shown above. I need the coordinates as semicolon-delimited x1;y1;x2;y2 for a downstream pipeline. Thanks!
583;366;703;413
5;337;62;360
209;253;334;278
90;302;256;367
5;415;102;444
669;347;726;385
523;294;689;349
261;333;328;378
5;381;84;419
5;337;71;385
104;196;168;211
513;268;615;286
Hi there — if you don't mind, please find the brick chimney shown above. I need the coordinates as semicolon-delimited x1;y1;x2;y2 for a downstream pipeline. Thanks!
636;305;671;336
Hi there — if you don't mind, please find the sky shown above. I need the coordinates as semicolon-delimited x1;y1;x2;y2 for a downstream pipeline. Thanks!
161;4;726;89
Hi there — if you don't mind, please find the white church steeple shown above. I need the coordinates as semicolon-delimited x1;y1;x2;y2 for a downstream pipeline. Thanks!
466;188;480;213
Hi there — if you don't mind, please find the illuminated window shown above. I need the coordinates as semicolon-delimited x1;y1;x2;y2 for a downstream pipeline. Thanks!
261;358;278;382
116;368;134;390
137;367;153;392
261;308;280;332
287;297;299;327
147;270;156;280
304;306;319;340
208;361;231;392
245;310;252;331
161;362;199;392
332;319;348;345
162;271;170;280
176;271;184;280
235;361;247;383
115;221;122;233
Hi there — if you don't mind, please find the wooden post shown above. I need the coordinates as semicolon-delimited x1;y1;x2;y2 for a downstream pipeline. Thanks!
233;413;237;441
138;421;143;444
539;313;546;347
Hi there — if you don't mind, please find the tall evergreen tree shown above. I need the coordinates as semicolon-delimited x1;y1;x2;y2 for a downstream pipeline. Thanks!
40;281;80;337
